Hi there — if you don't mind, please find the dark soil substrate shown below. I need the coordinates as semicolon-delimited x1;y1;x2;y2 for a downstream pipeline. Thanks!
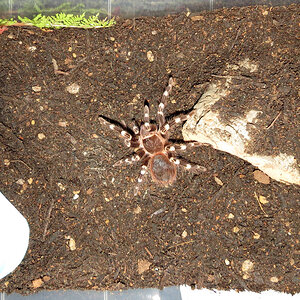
0;4;299;295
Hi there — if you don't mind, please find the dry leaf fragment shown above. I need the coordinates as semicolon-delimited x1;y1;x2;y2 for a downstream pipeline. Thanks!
133;206;142;214
137;259;151;274
16;179;25;185
191;15;204;21
259;195;269;204
253;170;270;184
58;121;68;127
86;188;93;195
214;176;223;186
32;278;44;289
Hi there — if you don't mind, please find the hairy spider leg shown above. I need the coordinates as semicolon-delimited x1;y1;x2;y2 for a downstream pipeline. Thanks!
165;141;209;152
170;157;207;172
132;122;139;135
160;111;194;135
99;117;132;147
134;161;149;196
144;104;151;131
157;77;174;129
113;153;141;167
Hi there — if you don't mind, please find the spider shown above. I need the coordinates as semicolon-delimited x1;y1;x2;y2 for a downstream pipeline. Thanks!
99;77;207;195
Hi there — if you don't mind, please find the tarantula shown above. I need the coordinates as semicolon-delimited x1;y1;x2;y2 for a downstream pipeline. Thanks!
99;77;207;195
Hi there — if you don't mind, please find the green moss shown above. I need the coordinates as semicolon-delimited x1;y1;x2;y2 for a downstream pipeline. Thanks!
0;18;17;26
0;13;115;29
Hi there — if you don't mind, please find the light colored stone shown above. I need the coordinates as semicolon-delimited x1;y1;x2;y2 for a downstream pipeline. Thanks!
66;83;80;94
270;276;279;283
38;133;46;140
182;61;300;186
242;259;254;273
147;50;154;62
32;86;41;92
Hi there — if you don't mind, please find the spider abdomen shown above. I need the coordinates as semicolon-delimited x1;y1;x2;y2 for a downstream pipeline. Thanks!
149;153;176;185
142;135;164;154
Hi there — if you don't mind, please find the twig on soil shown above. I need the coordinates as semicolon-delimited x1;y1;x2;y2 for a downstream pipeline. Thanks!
211;74;251;80
167;240;195;250
7;58;21;73
209;164;246;206
210;183;227;205
144;246;153;259
254;192;268;217
10;159;33;171
150;207;166;218
266;111;282;129
228;28;241;52
52;58;69;75
68;57;88;74
42;196;56;241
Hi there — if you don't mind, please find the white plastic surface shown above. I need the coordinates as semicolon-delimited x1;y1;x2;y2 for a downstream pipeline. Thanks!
180;285;298;299
0;192;30;280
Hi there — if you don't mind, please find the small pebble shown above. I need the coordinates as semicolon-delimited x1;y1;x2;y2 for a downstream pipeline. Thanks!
66;236;76;251
43;276;50;282
253;232;260;239
270;276;279;283
58;121;68;127
16;179;25;185
182;230;188;238
242;260;254;273
4;159;10;166
233;226;240;233
147;50;154;62
38;133;46;140
27;46;37;52
228;213;234;219
32;86;41;92
66;83;80;94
